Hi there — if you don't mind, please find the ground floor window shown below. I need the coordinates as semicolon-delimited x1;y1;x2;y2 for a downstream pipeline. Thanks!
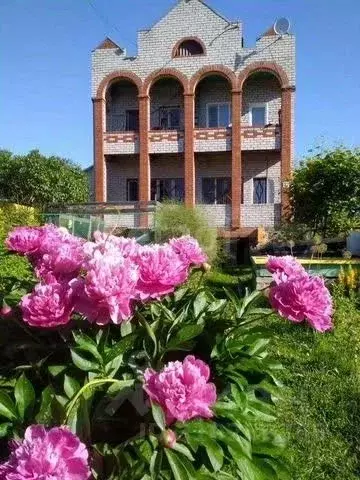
253;177;267;204
151;178;184;201
202;177;231;204
126;179;139;201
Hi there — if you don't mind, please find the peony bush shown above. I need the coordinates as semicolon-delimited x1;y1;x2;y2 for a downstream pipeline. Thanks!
0;226;334;479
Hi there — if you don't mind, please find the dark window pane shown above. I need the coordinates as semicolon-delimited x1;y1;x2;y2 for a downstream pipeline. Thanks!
253;178;267;204
216;177;231;204
169;109;180;128
174;178;184;201
126;110;139;131
218;104;230;127
159;107;181;129
202;178;216;204
208;106;218;128
251;107;266;127
127;179;138;201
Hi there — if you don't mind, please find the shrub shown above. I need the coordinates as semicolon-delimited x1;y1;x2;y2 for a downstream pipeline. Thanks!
154;201;218;262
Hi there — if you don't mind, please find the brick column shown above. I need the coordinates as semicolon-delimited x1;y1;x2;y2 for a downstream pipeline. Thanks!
184;93;195;207
280;87;294;218
93;98;106;202
138;94;150;227
231;89;242;229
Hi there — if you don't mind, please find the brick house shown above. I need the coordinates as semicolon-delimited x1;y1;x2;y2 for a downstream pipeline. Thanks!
91;0;295;236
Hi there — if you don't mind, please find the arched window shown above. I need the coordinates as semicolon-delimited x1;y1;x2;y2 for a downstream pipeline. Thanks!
174;39;204;57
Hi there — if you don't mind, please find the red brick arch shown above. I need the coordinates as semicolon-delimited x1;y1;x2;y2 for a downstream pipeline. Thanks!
238;61;291;90
95;70;143;100
171;36;207;58
189;65;237;93
142;68;190;96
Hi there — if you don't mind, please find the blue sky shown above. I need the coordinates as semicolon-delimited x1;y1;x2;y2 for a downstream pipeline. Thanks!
1;0;359;168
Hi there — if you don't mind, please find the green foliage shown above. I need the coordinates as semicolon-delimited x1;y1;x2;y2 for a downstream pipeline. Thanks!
0;149;88;208
290;146;360;237
154;201;218;262
269;290;360;479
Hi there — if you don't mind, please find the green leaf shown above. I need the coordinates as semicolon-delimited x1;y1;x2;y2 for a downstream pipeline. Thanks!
193;291;208;318
172;442;194;461
202;437;223;471
0;390;18;421
36;386;55;424
137;312;157;358
64;375;80;399
70;348;99;372
183;419;217;437
104;332;138;364
150;449;163;479
165;449;190;480
14;373;35;420
0;422;12;438
121;321;132;337
67;395;91;442
72;332;102;362
48;365;67;377
151;402;166;431
167;324;204;350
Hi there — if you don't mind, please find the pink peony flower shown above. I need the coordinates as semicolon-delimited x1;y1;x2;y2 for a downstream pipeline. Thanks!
0;425;90;480
135;244;189;301
160;429;177;449
73;251;139;325
144;355;217;424
269;273;333;332
6;226;43;255
21;280;75;328
169;235;208;267
0;304;13;318
83;232;139;266
266;255;306;284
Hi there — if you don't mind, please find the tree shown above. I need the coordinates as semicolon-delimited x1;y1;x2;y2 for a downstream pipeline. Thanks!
0;150;89;207
290;147;360;237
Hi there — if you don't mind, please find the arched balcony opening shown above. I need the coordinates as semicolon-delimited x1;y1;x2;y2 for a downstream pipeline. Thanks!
242;71;282;129
194;74;232;129
149;77;184;131
105;79;139;133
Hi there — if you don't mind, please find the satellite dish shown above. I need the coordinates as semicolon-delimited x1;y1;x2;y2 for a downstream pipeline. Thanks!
273;17;290;36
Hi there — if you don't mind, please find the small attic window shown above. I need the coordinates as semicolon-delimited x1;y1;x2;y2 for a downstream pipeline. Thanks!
174;39;205;57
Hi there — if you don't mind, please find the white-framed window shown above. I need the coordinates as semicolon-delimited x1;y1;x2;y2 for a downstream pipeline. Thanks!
206;103;231;128
253;177;268;204
249;103;268;127
202;177;231;204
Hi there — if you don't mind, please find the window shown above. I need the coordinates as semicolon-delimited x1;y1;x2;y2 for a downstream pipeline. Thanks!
174;39;204;57
151;178;184;202
127;179;138;201
202;178;231;204
253;178;267;204
125;110;139;131
158;106;181;130
250;103;267;127
207;103;231;128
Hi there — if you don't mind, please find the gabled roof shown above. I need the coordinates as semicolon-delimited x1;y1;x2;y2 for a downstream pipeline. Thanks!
94;37;123;51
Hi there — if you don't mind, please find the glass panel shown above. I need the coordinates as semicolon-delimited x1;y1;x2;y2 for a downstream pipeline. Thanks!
151;179;157;201
173;178;184;201
218;104;230;127
216;177;232;204
253;178;267;204
251;107;266;127
127;179;138;201
125;110;139;131
169;108;180;129
208;106;218;128
202;178;216;204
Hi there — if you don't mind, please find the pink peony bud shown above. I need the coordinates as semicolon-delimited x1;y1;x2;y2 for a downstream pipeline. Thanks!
201;262;211;273
160;429;177;449
0;305;13;318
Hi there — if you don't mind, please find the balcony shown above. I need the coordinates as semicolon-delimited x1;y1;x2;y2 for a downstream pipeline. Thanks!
242;125;281;151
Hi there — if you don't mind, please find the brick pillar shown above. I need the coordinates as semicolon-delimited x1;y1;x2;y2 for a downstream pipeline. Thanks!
138;94;150;227
184;93;195;207
231;89;242;229
93;98;106;202
280;87;294;218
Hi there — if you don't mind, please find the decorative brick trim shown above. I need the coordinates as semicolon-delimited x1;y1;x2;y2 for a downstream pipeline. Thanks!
280;88;293;217
184;93;195;207
93;98;106;202
104;133;138;143
95;71;143;100
149;131;184;142
194;128;230;140
242;126;280;139
231;90;242;229
238;61;291;90
189;65;237;92
142;68;190;96
171;37;207;58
